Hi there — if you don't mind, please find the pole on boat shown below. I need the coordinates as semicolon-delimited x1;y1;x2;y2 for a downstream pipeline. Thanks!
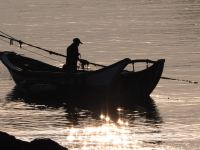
161;76;198;84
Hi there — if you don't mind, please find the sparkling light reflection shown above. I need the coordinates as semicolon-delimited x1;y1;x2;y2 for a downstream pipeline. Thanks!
64;123;142;150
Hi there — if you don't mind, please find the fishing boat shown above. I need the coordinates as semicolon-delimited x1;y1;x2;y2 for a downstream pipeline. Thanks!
0;51;165;102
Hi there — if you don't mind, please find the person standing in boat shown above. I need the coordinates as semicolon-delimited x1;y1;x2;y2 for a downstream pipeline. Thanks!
65;38;82;72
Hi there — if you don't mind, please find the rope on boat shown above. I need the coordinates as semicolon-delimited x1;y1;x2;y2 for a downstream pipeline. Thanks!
161;76;198;84
0;31;106;67
0;31;198;84
0;31;64;63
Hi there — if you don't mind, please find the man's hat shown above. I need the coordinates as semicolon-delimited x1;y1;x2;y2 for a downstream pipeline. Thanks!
73;38;82;44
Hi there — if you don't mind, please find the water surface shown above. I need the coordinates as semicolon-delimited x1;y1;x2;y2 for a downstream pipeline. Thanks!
0;0;200;149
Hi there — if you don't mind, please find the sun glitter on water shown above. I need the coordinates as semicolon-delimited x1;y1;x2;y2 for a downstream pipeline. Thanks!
64;122;142;150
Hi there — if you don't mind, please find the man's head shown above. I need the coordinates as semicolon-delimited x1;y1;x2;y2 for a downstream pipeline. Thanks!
73;38;82;45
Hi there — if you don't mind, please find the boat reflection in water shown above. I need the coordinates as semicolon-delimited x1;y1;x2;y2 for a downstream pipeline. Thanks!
6;87;163;149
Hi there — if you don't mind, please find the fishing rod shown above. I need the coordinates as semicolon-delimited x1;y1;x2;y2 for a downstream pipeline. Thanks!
0;31;198;84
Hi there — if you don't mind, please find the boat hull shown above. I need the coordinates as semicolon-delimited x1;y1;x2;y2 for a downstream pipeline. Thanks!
0;51;165;103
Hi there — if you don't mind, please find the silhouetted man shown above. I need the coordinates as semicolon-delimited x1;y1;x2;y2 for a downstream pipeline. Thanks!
65;38;82;72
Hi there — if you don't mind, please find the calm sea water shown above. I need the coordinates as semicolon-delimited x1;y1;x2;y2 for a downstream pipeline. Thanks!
0;0;200;149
